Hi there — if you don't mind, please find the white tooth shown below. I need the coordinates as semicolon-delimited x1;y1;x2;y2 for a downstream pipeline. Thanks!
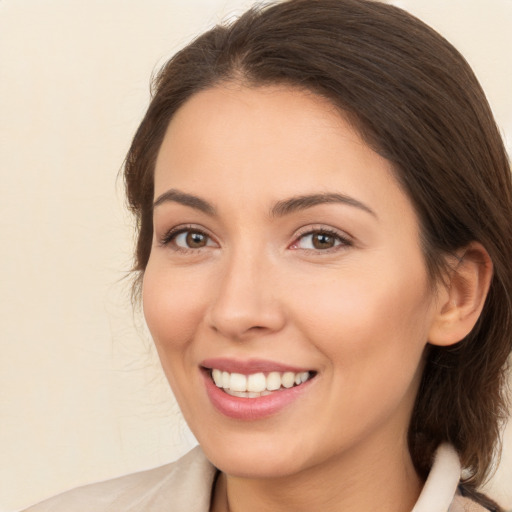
282;372;295;388
247;372;266;392
261;390;272;396
300;371;309;383
266;372;282;391
230;373;247;392
247;391;261;398
225;389;246;397
295;373;301;385
222;371;230;389
212;369;223;387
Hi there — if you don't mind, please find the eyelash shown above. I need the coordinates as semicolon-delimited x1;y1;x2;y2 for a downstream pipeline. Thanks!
290;227;353;253
159;225;214;253
158;225;353;253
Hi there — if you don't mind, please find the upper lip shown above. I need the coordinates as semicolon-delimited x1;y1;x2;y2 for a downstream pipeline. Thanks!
201;357;313;374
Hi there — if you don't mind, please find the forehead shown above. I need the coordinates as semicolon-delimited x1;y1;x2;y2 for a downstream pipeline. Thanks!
156;85;375;180
153;84;416;227
159;84;354;164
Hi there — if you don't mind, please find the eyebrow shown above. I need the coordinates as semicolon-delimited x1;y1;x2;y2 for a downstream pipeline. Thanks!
153;189;216;216
153;189;376;219
271;193;377;218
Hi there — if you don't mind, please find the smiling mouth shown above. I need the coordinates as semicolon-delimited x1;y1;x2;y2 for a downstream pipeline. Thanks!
208;369;316;398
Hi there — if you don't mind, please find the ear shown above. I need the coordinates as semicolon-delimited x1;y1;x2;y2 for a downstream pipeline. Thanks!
428;242;493;347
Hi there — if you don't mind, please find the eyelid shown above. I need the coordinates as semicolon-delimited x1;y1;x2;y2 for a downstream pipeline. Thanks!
158;224;218;250
158;223;353;253
289;225;353;251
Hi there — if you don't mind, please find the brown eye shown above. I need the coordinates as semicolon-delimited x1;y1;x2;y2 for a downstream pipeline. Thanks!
293;229;350;251
186;231;208;248
168;229;214;250
312;233;336;249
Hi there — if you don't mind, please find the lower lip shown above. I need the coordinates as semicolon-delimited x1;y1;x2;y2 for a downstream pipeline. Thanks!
202;370;314;421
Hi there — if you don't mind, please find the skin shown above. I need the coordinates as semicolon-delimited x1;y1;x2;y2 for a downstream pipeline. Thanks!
143;84;483;512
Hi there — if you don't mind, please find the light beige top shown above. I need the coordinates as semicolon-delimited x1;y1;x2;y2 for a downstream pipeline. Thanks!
23;444;490;512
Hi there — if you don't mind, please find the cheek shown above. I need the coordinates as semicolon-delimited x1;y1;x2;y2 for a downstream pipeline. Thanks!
290;260;433;378
142;262;208;353
302;268;431;433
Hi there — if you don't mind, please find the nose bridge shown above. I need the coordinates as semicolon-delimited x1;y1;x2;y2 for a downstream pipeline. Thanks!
207;242;283;339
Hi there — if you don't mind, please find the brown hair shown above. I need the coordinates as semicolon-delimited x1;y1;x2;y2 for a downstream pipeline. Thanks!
124;0;512;498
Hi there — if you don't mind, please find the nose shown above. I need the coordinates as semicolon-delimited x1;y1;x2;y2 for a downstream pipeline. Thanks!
205;249;286;341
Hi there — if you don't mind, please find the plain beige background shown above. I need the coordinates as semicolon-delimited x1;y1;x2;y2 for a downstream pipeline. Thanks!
1;1;511;511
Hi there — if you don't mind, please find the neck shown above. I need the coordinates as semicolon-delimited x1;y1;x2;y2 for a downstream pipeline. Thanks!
211;435;423;512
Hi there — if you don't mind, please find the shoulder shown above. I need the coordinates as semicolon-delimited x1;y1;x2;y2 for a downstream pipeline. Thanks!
22;446;217;512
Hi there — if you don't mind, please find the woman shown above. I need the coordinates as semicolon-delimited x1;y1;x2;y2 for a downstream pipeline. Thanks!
24;0;512;510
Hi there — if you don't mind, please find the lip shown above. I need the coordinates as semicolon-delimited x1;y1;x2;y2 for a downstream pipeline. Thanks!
201;357;312;375
200;360;316;421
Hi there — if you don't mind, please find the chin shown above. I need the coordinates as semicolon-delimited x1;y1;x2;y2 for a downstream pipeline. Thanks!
196;430;314;479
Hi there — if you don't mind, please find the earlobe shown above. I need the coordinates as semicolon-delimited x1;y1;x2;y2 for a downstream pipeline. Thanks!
428;242;493;347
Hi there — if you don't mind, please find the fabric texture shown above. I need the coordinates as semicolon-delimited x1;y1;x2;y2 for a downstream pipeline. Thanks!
22;447;216;512
23;444;492;512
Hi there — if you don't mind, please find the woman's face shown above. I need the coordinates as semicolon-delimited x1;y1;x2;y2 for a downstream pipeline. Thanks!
143;85;439;478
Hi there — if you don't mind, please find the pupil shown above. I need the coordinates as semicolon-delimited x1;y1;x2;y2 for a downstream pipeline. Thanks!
313;233;334;249
187;232;206;248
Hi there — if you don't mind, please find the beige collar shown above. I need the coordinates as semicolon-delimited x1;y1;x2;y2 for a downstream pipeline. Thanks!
412;443;461;512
